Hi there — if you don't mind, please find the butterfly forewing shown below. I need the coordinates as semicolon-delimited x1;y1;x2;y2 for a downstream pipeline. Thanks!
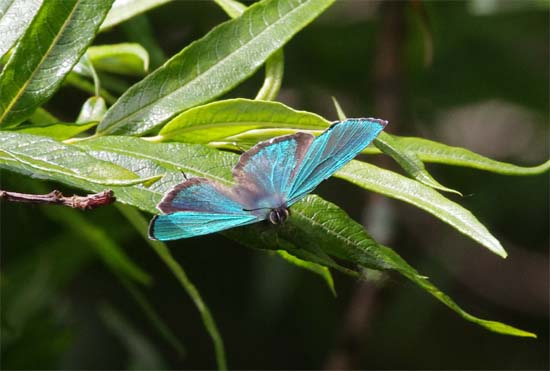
287;118;387;205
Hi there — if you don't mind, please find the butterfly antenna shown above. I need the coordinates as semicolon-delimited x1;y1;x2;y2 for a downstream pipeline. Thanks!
242;206;271;212
180;171;189;180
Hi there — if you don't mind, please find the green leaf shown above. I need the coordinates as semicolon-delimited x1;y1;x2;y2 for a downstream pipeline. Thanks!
364;135;550;175
0;0;115;127
154;98;330;143
335;160;508;258
0;132;161;187
0;0;42;59
213;0;247;18
76;97;107;123
72;53;100;96
65;72;117;105
234;195;535;337
97;0;335;136
28;108;60;125
276;250;336;296
76;136;235;212
374;132;462;195
87;43;149;76
100;0;172;31
214;0;285;102
8;122;97;140
254;50;285;101
332;97;461;194
9;134;531;337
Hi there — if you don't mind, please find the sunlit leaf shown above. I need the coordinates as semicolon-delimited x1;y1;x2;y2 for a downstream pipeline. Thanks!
0;0;114;127
231;194;535;337
8;122;97;140
88;43;149;76
100;0;172;31
335;160;508;258
332;96;460;194
0;132;160;187
363;135;550;175
76;97;107;124
0;0;42;60
97;0;335;136
374;132;462;195
155;98;329;143
2;133;532;337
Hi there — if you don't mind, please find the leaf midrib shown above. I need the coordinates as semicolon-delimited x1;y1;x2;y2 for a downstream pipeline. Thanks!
160;120;327;136
338;162;501;251
80;141;233;185
0;0;81;123
101;0;310;134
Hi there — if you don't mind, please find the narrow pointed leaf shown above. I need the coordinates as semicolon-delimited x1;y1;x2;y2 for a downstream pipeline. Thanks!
9;121;97;140
100;0;172;31
336;160;507;258
87;43;149;76
0;132;160;187
374;132;462;195
11;134;531;337
0;0;114;127
29;108;59;125
97;0;335;136
213;0;247;18
232;194;534;337
77;97;107;123
364;135;550;175
276;250;336;296
332;97;461;194
0;0;42;60
155;98;329;143
215;0;285;102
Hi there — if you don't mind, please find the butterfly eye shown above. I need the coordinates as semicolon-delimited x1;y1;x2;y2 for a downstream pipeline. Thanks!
268;207;290;225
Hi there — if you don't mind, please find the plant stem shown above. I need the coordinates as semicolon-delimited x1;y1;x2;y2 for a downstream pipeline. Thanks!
0;189;115;210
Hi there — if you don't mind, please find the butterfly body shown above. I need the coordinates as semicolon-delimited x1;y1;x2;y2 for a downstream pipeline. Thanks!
149;118;387;241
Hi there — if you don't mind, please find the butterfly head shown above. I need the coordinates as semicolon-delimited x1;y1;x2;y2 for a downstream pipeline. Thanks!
267;206;290;225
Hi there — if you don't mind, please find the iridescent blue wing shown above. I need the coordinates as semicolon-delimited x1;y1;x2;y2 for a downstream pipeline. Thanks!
232;132;314;210
287;118;387;205
149;178;259;240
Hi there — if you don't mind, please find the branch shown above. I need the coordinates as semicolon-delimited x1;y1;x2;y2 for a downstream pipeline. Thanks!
0;189;115;210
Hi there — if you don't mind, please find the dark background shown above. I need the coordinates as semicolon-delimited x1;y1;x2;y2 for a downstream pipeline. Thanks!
2;1;548;369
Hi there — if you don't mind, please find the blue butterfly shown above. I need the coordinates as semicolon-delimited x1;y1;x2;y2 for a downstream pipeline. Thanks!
149;118;387;240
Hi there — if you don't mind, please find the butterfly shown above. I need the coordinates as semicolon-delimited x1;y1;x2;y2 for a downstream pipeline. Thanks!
149;118;387;240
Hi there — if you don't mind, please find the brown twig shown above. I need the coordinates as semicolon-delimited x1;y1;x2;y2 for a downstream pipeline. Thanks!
0;189;115;210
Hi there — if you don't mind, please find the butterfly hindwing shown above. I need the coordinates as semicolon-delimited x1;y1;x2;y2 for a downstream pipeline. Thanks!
232;132;314;209
150;212;258;240
287;118;387;205
149;178;259;240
